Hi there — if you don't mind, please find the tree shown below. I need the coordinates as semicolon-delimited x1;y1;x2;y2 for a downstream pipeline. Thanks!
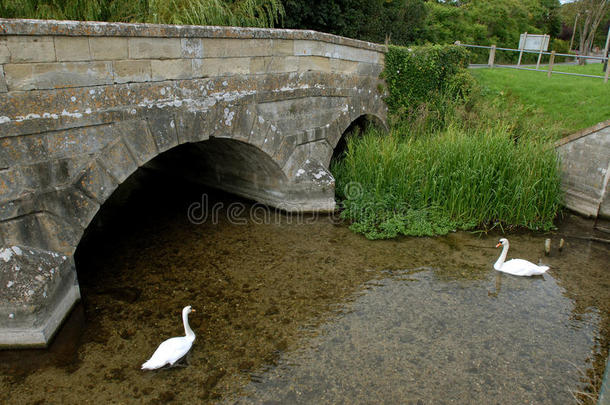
573;0;610;59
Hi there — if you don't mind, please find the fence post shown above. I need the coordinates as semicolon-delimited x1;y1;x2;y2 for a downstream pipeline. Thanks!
488;45;496;68
604;59;609;83
547;51;555;78
518;32;527;66
536;35;546;70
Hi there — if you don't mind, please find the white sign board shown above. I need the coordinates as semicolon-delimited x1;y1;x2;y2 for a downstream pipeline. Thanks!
518;34;549;51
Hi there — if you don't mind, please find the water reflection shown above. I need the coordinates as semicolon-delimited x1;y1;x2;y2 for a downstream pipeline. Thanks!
230;268;600;404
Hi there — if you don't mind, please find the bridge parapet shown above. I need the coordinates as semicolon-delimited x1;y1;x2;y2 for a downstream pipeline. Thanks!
0;19;387;346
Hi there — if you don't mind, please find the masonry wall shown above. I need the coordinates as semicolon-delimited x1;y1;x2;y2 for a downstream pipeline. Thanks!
556;120;610;219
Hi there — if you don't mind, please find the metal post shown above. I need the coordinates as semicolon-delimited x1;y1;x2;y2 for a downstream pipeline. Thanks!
536;35;546;70
488;45;496;68
518;32;527;66
548;51;555;78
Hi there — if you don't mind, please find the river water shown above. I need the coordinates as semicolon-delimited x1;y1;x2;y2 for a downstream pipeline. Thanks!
1;176;608;404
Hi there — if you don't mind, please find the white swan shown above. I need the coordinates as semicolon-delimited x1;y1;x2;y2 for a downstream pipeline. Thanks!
141;306;196;370
494;238;549;276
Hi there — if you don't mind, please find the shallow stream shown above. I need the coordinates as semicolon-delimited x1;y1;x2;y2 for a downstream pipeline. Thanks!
1;179;608;404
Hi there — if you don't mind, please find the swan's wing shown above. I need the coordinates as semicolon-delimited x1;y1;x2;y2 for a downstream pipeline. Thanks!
501;259;549;276
141;336;194;369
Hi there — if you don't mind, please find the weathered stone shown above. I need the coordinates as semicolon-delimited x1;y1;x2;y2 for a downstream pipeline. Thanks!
54;37;90;62
7;36;55;63
192;57;250;77
0;246;80;348
99;138;138;183
89;37;128;60
202;38;272;58
298;56;331;73
46;125;118;160
4;61;113;91
146;112;179;153
0;65;7;93
129;37;181;59
181;38;204;58
0;18;389;347
0;38;9;63
76;160;119;204
118;120;159;165
113;59;151;83
151;59;193;81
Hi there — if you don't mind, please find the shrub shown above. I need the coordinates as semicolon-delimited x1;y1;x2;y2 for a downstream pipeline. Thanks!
382;44;471;116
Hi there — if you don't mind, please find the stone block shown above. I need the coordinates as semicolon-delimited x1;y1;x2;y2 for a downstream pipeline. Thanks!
330;59;359;74
174;110;213;144
19;155;91;192
146;112;178;153
7;36;55;63
298;56;331;73
54;37;91;62
0;65;7;93
151;59;193;81
4;61;113;91
0;134;47;168
129;38;181;59
294;40;332;57
76;160;119;204
0;245;80;348
0;168;26;203
46;125;118;160
250;56;298;74
181;38;204;58
192;57;250;77
0;38;9;64
99;138;138;183
118;120;159;165
334;44;380;63
272;40;294;56
89;37;128;60
113;59;151;84
202;38;272;58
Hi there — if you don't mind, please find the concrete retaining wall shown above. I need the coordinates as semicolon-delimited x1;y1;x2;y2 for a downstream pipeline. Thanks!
556;120;610;219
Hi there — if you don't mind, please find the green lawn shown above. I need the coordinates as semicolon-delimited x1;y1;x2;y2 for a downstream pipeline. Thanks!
471;63;610;139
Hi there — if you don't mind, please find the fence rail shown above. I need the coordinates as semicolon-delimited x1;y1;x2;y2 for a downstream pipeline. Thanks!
455;42;609;83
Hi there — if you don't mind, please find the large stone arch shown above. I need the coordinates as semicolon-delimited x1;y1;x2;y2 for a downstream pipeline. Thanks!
0;18;388;347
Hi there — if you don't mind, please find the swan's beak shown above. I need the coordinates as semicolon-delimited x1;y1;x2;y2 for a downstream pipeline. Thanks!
191;309;196;312
495;242;502;248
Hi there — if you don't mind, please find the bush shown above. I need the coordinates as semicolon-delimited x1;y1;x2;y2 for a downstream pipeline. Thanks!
382;45;475;127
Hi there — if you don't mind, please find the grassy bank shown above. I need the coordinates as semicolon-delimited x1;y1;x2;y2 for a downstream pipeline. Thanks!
332;126;562;239
472;64;610;138
332;44;564;239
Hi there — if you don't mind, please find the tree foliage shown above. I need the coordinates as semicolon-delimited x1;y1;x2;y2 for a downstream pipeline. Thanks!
0;0;285;27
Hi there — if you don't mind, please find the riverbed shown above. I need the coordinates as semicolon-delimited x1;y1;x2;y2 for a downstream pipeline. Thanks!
1;177;608;404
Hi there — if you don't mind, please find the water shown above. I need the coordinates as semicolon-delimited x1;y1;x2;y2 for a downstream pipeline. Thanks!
0;178;608;404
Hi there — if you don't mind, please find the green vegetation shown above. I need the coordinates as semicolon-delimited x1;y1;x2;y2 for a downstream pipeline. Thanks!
333;126;562;239
472;64;610;138
332;44;563;239
0;0;285;27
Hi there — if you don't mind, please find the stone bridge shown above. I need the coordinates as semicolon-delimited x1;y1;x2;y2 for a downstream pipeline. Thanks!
0;19;387;346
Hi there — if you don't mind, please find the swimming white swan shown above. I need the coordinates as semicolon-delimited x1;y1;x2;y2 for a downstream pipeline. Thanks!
141;306;196;370
494;238;549;276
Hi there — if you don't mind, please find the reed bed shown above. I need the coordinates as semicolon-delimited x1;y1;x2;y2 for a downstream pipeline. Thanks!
332;125;562;239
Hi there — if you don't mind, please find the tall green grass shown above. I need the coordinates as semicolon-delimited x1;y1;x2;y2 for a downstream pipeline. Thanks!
332;125;562;239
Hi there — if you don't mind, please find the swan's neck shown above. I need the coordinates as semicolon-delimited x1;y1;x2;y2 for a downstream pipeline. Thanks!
183;311;195;339
494;243;509;270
